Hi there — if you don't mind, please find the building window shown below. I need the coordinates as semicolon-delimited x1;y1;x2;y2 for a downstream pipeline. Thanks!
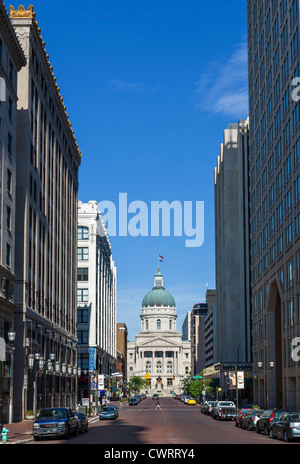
6;244;11;267
145;319;149;330
157;319;161;330
166;362;173;374
77;268;89;282
156;361;162;374
77;308;88;323
167;378;173;387
78;247;89;261
7;170;12;194
77;330;88;344
77;288;88;303
78;226;89;240
146;361;152;373
8;133;12;156
7;206;11;230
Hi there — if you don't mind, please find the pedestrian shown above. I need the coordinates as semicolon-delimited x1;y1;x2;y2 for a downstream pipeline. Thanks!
155;398;161;410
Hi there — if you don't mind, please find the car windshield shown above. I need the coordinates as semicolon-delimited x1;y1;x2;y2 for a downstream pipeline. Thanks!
219;402;234;406
38;409;68;420
291;414;300;421
103;407;114;411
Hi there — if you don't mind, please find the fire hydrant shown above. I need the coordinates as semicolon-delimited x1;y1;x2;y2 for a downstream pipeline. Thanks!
1;427;9;443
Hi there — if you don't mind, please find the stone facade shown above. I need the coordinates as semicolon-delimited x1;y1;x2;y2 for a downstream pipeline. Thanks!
127;269;191;396
77;201;117;405
10;5;81;421
0;0;26;425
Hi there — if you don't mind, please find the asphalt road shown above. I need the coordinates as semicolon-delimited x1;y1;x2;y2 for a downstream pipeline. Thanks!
26;397;293;446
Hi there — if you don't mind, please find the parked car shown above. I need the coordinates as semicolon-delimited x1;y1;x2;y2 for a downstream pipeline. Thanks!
129;397;139;406
241;410;265;430
270;412;300;442
201;401;215;415
211;401;237;421
152;394;159;400
99;405;118;420
33;407;78;441
235;408;253;427
187;398;197;405
209;401;218;416
256;409;284;435
74;411;88;433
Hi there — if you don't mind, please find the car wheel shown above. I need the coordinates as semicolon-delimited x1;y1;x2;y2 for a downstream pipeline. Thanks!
65;427;70;439
34;436;40;441
264;426;269;436
270;429;276;439
256;425;260;434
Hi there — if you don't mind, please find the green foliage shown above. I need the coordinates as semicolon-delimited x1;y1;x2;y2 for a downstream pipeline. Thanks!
127;375;148;394
181;371;215;398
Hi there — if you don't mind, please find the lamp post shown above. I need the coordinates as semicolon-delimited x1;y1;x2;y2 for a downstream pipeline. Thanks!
257;361;275;408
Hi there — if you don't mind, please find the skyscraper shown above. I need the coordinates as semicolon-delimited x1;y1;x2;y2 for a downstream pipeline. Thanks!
247;0;300;410
10;5;81;420
214;120;252;365
0;0;26;425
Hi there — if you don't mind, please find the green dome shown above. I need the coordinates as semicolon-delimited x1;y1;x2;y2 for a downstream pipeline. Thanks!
142;287;176;308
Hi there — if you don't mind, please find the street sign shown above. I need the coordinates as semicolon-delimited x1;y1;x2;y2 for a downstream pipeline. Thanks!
193;375;202;380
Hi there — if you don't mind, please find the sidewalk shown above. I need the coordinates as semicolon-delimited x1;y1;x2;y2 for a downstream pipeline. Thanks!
0;402;122;444
0;419;35;444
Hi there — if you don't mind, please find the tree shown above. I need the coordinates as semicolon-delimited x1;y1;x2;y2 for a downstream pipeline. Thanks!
127;376;148;395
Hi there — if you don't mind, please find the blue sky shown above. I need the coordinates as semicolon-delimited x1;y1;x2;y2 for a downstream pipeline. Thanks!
18;1;249;339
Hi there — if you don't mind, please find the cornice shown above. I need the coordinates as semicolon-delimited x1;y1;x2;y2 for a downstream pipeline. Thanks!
10;5;82;162
0;3;26;70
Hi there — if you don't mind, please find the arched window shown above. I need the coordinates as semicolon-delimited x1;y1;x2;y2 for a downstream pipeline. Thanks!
167;361;173;374
145;319;149;330
157;319;161;330
156;361;162;373
146;361;152;373
169;319;172;330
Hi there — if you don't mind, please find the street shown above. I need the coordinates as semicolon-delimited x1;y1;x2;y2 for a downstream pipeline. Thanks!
26;397;290;445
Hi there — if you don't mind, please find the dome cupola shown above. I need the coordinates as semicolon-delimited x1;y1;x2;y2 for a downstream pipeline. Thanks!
142;268;176;308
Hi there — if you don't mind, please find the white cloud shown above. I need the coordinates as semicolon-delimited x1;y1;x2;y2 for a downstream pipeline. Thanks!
194;42;249;118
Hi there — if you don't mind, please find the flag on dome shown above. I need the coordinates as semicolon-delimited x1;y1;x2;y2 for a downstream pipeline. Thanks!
158;255;164;262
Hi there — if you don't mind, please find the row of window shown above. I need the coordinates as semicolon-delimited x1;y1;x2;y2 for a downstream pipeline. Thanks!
144;319;173;330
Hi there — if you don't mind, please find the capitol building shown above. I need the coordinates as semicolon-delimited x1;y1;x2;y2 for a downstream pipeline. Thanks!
127;269;191;396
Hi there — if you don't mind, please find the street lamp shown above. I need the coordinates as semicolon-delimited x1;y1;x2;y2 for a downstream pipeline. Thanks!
38;357;45;371
8;328;16;348
28;354;34;370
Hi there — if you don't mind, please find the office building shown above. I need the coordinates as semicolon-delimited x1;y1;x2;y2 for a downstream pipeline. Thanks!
10;5;81;420
0;0;26;425
214;120;252;364
77;201;117;407
247;0;300;410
